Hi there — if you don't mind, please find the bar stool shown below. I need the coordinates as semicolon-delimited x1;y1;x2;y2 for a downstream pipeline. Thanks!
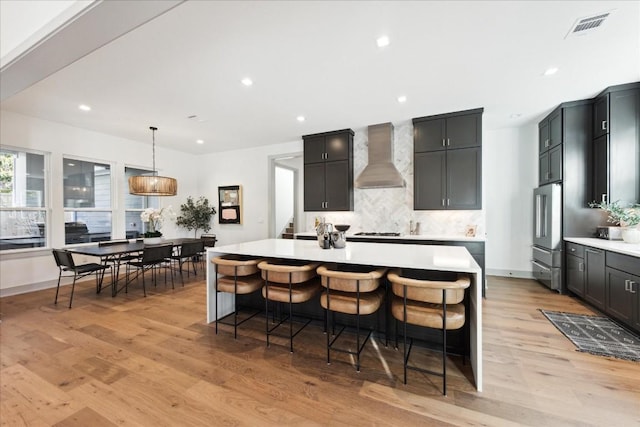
387;269;470;395
317;264;387;372
258;259;321;353
212;254;264;339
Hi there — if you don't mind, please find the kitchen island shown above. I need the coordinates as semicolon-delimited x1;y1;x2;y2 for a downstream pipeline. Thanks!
206;238;483;391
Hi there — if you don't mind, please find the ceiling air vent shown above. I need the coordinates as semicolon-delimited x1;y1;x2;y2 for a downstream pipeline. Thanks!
565;12;612;38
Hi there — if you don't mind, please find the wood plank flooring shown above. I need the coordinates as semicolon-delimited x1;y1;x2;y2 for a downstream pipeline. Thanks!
1;274;639;426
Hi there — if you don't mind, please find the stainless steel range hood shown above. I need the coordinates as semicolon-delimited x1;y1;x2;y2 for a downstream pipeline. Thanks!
355;122;405;188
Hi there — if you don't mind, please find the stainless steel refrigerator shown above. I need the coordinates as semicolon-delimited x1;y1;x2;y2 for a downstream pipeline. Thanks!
532;183;562;291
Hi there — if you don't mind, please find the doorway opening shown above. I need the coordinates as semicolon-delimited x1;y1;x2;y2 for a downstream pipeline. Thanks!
268;153;303;238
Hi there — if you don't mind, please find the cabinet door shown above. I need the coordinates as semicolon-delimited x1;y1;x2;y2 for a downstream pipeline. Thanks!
414;151;446;209
325;133;350;162
593;94;609;139
584;247;606;310
566;253;585;296
325;160;351;211
539;119;550;153
414;119;446;152
605;267;635;326
303;163;326;211
304;136;326;164
446;114;481;149
548;145;562;183
609;88;640;204
548;109;562;149
446;147;481;209
592;134;608;204
539;151;550;185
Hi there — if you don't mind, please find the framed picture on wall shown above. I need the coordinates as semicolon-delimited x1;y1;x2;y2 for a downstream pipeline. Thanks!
218;185;242;224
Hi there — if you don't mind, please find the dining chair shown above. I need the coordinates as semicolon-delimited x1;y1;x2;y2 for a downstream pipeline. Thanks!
125;243;174;296
170;240;205;285
52;249;112;308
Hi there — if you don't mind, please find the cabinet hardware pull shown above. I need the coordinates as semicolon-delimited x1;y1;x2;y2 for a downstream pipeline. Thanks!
447;199;450;206
601;194;607;204
545;139;549;147
570;247;575;252
625;280;630;292
442;199;445;206
447;138;450;146
630;281;637;294
578;262;584;272
442;139;446;147
601;120;607;131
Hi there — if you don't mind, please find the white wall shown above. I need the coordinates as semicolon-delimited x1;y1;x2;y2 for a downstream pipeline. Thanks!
484;125;538;278
275;166;294;236
196;140;303;246
0;110;200;295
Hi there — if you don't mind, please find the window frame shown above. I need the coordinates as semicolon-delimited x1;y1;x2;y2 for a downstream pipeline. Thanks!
0;146;50;253
62;155;114;246
124;165;159;239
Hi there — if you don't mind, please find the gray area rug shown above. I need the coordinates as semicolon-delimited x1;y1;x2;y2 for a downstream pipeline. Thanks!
540;310;640;362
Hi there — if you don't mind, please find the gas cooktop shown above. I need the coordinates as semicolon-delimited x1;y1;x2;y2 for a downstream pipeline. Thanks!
354;232;401;236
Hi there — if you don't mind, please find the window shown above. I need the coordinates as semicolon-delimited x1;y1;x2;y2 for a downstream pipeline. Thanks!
125;167;158;238
63;158;112;244
0;148;47;251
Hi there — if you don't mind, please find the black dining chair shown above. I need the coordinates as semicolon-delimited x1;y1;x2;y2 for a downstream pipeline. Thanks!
170;240;205;285
52;249;112;308
125;243;174;296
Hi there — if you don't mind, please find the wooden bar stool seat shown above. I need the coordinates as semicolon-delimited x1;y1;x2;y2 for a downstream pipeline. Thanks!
388;269;470;395
258;259;321;353
317;264;388;372
212;254;264;339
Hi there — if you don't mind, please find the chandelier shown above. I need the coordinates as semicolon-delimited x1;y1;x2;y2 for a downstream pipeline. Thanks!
128;126;177;196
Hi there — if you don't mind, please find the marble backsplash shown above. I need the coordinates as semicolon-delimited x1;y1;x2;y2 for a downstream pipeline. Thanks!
303;120;486;237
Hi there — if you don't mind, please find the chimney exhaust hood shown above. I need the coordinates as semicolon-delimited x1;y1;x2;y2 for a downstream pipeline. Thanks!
355;122;405;188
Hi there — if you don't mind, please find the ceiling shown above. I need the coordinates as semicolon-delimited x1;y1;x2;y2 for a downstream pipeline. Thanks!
1;1;639;154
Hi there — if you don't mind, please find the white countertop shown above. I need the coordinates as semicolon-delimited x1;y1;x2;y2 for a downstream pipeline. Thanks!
564;237;640;258
211;238;481;273
294;231;485;242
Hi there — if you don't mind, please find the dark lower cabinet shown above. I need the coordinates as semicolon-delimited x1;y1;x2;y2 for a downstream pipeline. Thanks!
605;267;636;326
584;247;606;310
566;253;585;296
565;242;640;334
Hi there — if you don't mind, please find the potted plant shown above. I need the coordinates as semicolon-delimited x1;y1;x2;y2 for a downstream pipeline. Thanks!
176;196;217;238
590;201;640;243
141;206;175;243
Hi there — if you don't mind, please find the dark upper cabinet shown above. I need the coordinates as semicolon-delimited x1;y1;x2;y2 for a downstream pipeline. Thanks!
593;94;609;139
303;129;354;211
590;84;640;205
538;108;562;153
414;151;446;209
414;111;481;152
584;246;606;310
413;108;483;210
447;147;482;209
539;145;562;185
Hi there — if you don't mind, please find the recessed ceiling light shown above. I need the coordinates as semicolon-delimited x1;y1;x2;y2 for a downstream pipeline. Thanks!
376;35;390;47
397;95;407;103
296;115;305;122
196;139;204;144
67;163;75;166
241;77;253;86
78;104;91;111
543;67;559;76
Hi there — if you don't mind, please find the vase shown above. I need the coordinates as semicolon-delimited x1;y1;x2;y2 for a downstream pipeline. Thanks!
144;237;163;245
621;227;640;244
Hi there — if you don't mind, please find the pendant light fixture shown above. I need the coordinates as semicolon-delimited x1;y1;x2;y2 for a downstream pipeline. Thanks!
128;126;178;196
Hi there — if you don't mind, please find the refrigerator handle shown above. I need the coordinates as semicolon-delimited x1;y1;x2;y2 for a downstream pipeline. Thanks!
535;194;547;239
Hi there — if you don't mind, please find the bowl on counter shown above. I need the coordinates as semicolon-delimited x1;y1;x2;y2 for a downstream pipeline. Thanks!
334;224;350;232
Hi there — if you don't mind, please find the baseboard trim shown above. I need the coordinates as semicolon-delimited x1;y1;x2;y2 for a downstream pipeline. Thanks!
0;279;59;298
486;269;534;279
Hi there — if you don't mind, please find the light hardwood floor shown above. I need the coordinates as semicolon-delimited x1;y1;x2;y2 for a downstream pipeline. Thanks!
1;273;638;426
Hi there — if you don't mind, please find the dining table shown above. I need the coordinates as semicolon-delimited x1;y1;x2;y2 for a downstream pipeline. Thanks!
67;238;202;296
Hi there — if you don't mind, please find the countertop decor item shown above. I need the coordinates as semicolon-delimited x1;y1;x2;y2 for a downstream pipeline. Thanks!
176;196;216;237
589;201;640;243
128;126;178;196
